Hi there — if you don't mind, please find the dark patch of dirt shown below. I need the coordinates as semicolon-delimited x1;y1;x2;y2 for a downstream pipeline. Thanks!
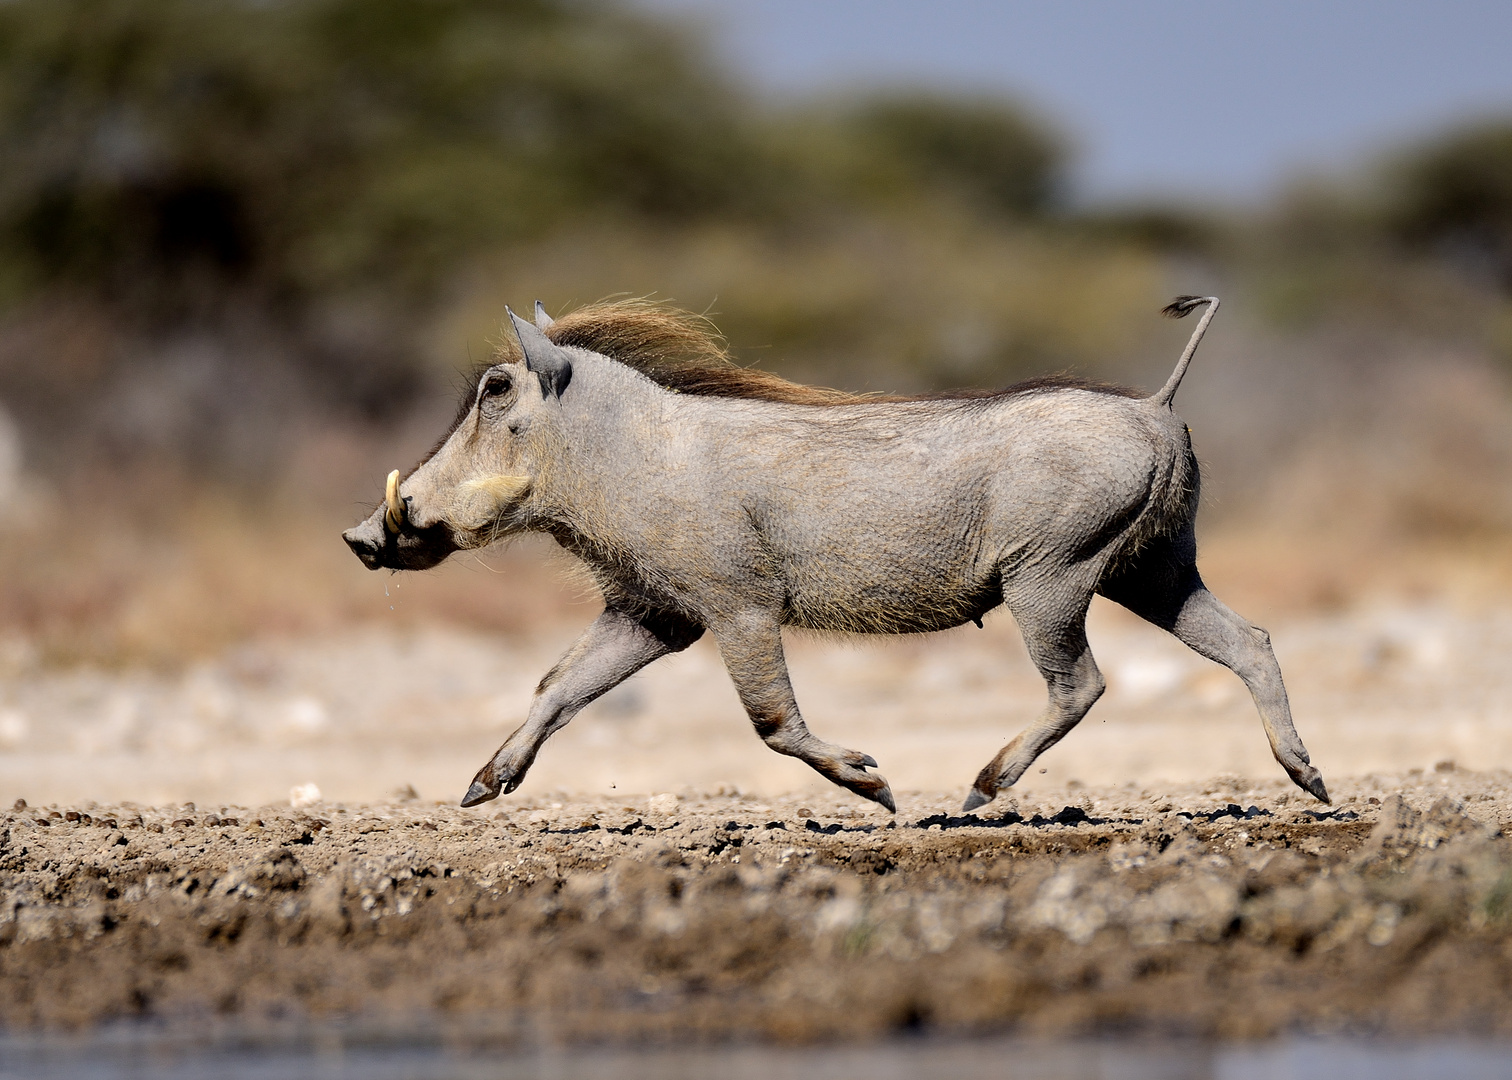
3;775;1512;1044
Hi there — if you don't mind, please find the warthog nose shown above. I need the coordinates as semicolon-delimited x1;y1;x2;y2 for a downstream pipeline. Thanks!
342;522;385;569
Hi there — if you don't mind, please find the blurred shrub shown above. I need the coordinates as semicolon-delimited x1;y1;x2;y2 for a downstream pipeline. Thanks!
0;0;760;306
806;92;1066;219
0;0;773;470
1380;119;1512;292
1068;203;1225;258
1227;124;1512;343
458;218;1167;395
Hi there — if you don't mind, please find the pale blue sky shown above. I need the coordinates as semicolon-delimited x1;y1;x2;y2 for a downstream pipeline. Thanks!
634;0;1512;203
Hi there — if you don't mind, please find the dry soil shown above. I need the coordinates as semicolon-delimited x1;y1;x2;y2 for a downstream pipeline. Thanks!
4;772;1512;1044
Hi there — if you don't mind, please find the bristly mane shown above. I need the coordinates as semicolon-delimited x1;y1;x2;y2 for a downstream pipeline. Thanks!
490;298;1140;405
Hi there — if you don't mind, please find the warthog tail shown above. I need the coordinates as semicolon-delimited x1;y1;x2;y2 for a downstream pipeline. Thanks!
1152;295;1220;408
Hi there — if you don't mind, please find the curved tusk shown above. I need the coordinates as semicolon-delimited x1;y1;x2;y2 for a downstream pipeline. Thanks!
384;469;404;533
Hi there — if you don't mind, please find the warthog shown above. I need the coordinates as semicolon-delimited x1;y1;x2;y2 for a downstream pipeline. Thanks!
344;297;1328;812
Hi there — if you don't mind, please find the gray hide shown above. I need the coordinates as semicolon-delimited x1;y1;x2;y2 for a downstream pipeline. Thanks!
343;299;1327;812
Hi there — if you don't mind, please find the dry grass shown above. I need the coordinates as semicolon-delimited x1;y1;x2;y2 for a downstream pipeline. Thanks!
0;470;587;669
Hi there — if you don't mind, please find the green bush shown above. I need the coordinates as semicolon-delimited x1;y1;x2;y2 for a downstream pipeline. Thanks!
0;0;766;311
1381;120;1512;291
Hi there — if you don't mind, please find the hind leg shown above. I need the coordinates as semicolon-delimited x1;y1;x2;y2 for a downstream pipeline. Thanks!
1099;532;1329;803
964;579;1106;812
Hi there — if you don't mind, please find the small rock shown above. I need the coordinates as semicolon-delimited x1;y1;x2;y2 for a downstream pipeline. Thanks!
648;793;680;816
290;783;322;809
252;849;307;891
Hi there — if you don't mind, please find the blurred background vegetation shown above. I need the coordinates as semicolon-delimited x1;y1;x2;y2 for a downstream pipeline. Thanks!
1;0;1511;665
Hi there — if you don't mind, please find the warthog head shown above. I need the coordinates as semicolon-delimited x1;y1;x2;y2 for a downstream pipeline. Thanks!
343;304;571;572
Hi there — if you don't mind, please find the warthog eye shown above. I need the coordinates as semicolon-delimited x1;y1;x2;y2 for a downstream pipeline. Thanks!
481;374;512;399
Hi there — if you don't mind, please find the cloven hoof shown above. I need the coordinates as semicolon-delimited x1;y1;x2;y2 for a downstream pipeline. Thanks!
961;788;993;814
460;780;498;808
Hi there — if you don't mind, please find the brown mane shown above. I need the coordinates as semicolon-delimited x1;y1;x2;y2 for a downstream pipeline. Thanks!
491;299;1141;404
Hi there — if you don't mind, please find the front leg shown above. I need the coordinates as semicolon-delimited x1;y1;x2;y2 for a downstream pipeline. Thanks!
461;608;703;806
714;611;895;813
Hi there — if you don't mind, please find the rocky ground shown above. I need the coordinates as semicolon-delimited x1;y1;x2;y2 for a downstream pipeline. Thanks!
3;771;1512;1043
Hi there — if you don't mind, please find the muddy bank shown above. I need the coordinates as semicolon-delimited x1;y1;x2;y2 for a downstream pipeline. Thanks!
3;774;1512;1043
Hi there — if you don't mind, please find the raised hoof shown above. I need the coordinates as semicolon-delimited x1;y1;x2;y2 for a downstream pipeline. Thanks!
961;788;992;813
460;779;499;808
838;768;895;813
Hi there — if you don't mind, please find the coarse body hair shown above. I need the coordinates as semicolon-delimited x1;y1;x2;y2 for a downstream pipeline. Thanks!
529;348;1195;637
487;301;1191;635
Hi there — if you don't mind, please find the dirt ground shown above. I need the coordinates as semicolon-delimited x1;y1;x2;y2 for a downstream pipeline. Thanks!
3;771;1511;1043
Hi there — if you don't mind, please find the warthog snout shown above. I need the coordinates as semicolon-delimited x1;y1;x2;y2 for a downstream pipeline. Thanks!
342;515;387;570
343;487;460;573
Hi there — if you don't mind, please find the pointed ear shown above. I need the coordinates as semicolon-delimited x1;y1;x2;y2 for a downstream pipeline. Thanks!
506;306;572;399
533;300;555;330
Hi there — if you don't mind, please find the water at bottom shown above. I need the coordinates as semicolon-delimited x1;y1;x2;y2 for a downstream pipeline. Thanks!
2;1032;1511;1080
